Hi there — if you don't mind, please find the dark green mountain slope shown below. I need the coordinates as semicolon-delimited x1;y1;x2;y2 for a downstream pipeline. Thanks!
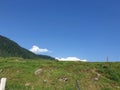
0;35;55;60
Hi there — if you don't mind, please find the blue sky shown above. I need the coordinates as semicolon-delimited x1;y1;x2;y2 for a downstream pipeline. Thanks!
0;0;120;62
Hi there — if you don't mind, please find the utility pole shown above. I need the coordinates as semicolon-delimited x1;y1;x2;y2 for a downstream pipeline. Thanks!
106;56;109;63
106;56;110;67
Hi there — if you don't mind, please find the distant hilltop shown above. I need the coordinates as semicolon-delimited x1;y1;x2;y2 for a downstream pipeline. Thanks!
0;35;55;60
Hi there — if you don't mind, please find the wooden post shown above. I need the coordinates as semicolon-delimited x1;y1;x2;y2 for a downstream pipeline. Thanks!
0;78;7;90
76;80;80;90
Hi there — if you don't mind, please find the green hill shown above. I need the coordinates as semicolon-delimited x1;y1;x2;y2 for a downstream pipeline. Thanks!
0;35;55;60
0;57;120;90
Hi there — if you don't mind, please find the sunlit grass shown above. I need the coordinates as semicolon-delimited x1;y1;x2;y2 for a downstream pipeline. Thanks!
0;57;120;90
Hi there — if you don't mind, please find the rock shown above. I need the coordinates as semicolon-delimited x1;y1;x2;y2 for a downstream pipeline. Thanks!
34;69;43;75
94;77;99;81
64;78;69;82
96;73;101;77
58;77;69;82
43;80;47;83
58;78;63;82
25;82;30;87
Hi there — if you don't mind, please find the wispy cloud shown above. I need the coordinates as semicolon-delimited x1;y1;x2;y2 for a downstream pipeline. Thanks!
29;45;49;54
56;57;87;62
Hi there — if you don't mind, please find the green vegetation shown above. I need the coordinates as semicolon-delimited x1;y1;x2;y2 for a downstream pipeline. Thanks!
0;35;55;60
0;35;120;89
0;57;120;90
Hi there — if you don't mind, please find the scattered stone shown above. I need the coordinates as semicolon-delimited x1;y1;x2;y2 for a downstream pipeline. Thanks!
25;82;31;87
91;68;101;82
59;78;63;82
58;77;69;82
43;80;47;83
94;77;99;81
96;73;101;77
34;69;43;75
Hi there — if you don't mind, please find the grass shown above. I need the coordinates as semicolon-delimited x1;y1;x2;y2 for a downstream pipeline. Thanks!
0;57;120;90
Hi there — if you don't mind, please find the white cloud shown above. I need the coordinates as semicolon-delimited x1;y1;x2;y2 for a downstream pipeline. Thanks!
56;57;87;62
29;45;49;54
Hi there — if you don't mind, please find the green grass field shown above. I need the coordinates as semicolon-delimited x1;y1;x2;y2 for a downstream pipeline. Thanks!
0;57;120;90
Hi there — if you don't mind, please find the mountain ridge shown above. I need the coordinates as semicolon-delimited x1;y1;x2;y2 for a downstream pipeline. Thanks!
0;35;55;60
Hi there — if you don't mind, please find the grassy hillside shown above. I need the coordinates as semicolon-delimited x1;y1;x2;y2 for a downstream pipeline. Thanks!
0;35;55;60
0;57;120;90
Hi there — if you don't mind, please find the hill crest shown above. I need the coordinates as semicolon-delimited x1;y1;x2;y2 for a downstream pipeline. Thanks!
0;35;55;60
